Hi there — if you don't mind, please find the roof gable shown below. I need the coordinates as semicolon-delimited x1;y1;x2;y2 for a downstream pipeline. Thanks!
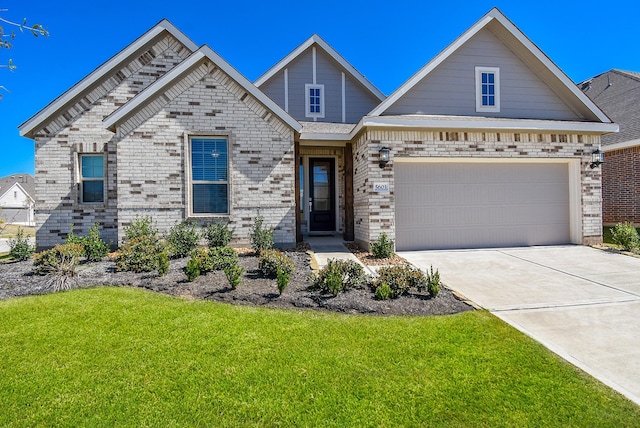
19;20;198;138
104;45;301;133
255;34;385;102
369;8;611;124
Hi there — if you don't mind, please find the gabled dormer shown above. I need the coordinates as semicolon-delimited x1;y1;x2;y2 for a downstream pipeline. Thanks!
255;35;384;124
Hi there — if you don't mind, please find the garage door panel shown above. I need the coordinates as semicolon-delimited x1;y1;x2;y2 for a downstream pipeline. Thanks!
395;162;571;250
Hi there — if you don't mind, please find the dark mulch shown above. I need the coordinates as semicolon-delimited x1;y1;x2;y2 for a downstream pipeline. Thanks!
0;250;473;316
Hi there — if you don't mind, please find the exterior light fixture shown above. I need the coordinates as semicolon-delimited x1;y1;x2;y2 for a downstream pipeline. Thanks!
590;147;604;169
379;147;390;168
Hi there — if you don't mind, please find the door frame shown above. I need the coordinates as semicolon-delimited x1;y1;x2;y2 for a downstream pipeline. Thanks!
301;155;340;234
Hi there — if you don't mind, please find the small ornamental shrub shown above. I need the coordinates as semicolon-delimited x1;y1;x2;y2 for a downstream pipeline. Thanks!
370;232;394;259
185;257;202;282
209;246;239;271
65;223;109;261
250;214;274;253
83;223;110;262
124;216;158;241
374;265;427;298
157;250;170;276
611;222;640;252
224;264;244;289
115;236;164;273
33;243;84;291
312;259;369;296
375;282;392;301
9;227;34;261
276;267;290;296
426;265;441;298
204;222;235;248
258;249;295;278
166;221;200;259
184;247;239;281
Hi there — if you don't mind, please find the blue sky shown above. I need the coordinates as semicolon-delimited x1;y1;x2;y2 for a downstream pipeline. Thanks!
1;0;639;177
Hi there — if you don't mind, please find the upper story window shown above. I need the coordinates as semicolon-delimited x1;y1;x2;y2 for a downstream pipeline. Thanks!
305;84;325;118
80;154;104;203
475;66;500;113
190;137;229;215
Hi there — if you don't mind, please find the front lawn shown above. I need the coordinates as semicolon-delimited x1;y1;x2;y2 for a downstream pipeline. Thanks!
1;287;638;427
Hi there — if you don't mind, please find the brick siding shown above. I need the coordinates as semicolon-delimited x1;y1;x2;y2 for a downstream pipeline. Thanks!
602;147;640;225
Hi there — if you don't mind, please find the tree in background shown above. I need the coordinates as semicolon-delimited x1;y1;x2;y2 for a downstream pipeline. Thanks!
0;9;48;98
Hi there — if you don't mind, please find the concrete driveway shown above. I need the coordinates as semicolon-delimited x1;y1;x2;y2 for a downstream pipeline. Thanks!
399;245;640;406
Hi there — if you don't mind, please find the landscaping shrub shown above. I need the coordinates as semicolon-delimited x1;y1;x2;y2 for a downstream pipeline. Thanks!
157;250;170;276
276;267;290;295
426;265;441;297
611;222;640;252
375;282;392;301
374;265;427;298
370;232;394;259
250;214;273;253
204;222;235;248
65;223;110;261
224;264;244;289
258;249;295;278
124;216;158;241
83;223;110;262
209;246;239;270
184;247;239;282
166;221;200;258
9;227;34;261
33;243;84;291
311;259;369;296
115;236;164;273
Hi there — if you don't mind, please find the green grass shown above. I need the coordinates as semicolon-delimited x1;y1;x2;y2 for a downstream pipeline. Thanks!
1;288;638;427
0;224;35;238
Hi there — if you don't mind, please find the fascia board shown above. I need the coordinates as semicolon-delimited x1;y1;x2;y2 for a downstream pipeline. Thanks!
360;116;619;134
602;138;640;152
19;20;198;138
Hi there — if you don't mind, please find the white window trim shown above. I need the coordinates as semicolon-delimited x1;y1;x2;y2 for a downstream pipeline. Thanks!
475;66;500;113
305;83;325;119
79;153;105;204
187;135;231;217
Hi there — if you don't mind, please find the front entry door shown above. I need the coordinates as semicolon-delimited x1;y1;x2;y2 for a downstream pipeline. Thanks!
309;158;335;232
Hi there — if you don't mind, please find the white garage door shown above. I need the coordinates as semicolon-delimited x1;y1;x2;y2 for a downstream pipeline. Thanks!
395;162;571;251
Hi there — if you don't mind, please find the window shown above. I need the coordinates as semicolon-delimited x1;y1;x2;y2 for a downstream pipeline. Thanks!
305;84;324;118
80;154;104;203
475;67;500;112
190;137;228;215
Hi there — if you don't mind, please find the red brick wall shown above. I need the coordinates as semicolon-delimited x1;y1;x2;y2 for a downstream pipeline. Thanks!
603;147;640;225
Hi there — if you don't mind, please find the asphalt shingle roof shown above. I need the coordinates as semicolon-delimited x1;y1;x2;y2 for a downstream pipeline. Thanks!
0;174;35;200
580;69;640;145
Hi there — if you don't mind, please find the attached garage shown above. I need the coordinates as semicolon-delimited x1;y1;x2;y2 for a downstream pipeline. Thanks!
395;160;580;251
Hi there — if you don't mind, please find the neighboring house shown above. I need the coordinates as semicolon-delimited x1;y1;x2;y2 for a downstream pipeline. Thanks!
0;174;35;226
579;69;640;225
19;8;616;251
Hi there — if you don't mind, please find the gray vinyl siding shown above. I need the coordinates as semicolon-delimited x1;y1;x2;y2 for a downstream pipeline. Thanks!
385;28;580;120
258;45;381;123
286;49;313;120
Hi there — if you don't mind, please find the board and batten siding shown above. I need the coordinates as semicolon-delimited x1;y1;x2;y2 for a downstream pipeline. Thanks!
385;27;580;121
258;46;380;123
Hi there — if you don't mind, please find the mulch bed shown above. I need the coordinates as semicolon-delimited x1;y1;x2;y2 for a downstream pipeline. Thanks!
0;249;473;316
345;243;408;266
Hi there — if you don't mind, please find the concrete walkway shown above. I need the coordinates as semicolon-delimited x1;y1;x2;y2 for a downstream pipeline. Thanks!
399;245;640;406
306;235;374;274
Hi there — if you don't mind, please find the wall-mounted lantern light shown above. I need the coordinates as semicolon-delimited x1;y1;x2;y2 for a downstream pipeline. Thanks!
379;147;390;168
590;147;604;169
